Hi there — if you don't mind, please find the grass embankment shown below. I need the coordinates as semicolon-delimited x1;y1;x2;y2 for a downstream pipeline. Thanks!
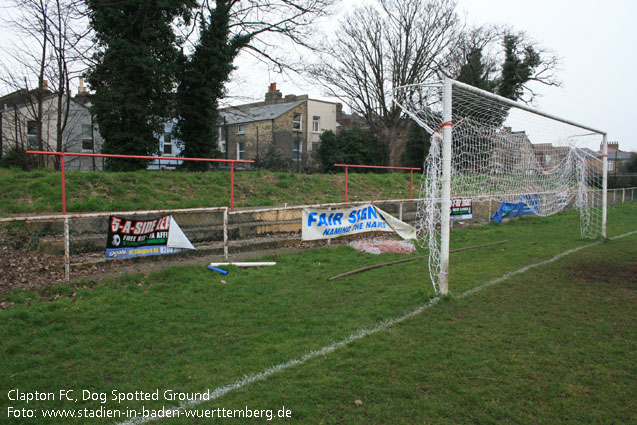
0;203;635;424
0;168;417;216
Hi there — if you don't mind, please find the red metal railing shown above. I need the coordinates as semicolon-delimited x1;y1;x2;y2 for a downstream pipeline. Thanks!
26;151;254;213
333;164;421;202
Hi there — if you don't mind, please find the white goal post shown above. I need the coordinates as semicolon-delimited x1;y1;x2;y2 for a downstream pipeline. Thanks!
394;78;608;294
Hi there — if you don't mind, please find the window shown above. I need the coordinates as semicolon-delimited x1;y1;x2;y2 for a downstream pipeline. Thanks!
312;116;320;133
237;142;245;160
608;161;614;171
27;120;38;149
293;140;301;161
312;142;320;152
293;113;302;131
237;124;246;134
218;126;226;153
81;124;94;151
163;134;173;155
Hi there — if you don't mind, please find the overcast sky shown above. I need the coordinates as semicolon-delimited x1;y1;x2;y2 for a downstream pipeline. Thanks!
1;0;635;151
229;0;637;152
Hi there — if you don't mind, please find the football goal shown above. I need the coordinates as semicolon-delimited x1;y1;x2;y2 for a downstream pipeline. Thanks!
394;79;608;294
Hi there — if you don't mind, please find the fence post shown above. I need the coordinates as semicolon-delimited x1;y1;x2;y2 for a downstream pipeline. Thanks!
230;162;235;210
61;154;67;215
223;207;229;260
410;170;414;199
327;207;332;248
64;216;70;283
344;167;349;203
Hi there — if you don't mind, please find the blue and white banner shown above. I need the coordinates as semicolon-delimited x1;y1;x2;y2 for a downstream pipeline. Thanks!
105;215;195;259
491;194;540;223
302;204;416;241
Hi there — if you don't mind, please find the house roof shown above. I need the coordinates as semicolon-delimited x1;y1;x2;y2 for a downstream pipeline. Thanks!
219;100;304;125
0;88;52;110
607;151;635;160
580;148;634;161
0;88;89;112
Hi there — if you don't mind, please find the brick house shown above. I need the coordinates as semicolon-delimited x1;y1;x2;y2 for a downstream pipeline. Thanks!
218;84;339;164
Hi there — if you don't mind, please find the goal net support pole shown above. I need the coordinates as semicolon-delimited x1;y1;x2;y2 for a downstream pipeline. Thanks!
439;79;453;295
602;133;608;239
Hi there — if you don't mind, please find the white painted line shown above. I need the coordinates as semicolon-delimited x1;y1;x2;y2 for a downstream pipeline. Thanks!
116;230;636;425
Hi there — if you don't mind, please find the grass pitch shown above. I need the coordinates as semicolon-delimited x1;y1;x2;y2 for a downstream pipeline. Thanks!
0;203;635;424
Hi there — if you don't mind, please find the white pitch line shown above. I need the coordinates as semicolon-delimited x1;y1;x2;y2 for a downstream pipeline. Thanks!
116;230;636;425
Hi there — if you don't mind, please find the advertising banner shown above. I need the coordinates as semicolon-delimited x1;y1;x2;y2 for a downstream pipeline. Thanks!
302;204;416;241
105;215;195;259
451;198;472;220
491;194;540;223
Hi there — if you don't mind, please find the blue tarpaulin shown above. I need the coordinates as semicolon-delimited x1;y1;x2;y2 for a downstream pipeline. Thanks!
492;195;540;223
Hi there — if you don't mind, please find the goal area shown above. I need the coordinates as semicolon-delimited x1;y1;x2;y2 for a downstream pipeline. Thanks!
394;79;608;294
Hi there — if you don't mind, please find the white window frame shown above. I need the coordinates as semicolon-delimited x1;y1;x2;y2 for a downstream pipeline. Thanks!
237;124;246;135
27;120;38;149
162;134;173;155
81;124;94;152
293;113;302;131
293;140;301;161
312;116;320;133
218;126;226;153
237;142;245;160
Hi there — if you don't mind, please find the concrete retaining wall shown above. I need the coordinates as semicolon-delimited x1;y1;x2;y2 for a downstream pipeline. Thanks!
29;187;636;257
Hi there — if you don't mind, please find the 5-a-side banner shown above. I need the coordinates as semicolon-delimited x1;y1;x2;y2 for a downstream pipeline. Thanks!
105;215;195;259
302;204;416;241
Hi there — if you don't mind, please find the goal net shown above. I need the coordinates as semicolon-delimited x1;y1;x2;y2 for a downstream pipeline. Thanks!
394;79;607;294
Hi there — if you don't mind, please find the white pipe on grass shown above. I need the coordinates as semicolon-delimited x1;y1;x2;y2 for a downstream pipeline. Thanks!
209;262;276;267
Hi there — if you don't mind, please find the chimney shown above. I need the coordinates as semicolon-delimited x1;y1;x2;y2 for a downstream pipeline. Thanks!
336;103;343;118
264;83;282;104
602;142;619;152
42;80;48;91
78;77;88;95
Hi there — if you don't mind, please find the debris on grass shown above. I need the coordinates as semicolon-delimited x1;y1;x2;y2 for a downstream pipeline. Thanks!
349;238;416;255
207;265;228;275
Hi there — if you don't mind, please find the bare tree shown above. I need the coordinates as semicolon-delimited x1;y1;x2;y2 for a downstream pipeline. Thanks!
442;25;561;103
171;0;336;166
187;0;336;70
307;0;461;165
0;0;92;168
